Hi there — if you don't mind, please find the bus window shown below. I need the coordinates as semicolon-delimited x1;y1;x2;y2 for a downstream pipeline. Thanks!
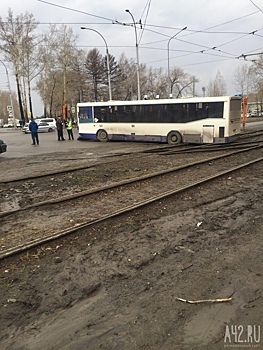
173;103;187;122
78;106;93;123
94;106;108;122
207;102;224;118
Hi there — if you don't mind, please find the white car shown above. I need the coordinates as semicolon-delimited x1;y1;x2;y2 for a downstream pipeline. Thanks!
3;123;14;128
24;122;55;133
22;123;29;132
35;118;56;128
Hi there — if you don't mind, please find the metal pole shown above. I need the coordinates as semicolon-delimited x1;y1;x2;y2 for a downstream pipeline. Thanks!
80;27;112;101
125;9;141;100
0;59;15;125
167;27;187;97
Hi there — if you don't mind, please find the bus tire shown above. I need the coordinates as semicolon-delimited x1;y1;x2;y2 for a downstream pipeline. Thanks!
97;129;108;142
167;131;182;145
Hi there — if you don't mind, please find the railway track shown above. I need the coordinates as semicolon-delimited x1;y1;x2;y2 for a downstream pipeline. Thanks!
1;130;263;184
1;145;263;260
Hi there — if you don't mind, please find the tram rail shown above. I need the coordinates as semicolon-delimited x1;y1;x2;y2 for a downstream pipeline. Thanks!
1;145;263;260
1;131;263;184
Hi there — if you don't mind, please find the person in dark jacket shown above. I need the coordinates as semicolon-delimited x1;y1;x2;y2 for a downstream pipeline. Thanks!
56;116;65;141
29;118;39;145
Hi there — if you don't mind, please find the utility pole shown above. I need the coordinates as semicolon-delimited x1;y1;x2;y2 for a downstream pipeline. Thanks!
125;9;141;100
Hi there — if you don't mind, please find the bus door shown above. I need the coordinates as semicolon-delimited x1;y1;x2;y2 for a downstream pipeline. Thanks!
202;125;214;143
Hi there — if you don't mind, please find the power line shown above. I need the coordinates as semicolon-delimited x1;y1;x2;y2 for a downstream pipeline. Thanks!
144;9;261;34
138;0;151;44
17;1;263;64
4;1;262;74
37;0;117;22
249;0;263;14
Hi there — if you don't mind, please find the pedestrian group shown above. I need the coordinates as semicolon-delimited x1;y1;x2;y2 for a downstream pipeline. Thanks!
29;116;75;145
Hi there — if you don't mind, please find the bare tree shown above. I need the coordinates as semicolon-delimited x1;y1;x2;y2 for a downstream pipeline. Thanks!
232;65;250;96
244;57;263;112
22;36;42;119
114;53;147;100
145;67;167;99
169;67;187;96
35;25;80;117
117;53;140;100
0;9;38;123
38;27;59;117
169;67;199;98
55;25;79;110
207;70;227;96
252;54;263;78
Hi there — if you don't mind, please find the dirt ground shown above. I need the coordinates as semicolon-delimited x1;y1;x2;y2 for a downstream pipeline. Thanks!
0;150;263;350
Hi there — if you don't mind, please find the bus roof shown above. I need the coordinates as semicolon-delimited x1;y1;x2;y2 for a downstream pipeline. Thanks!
77;96;241;107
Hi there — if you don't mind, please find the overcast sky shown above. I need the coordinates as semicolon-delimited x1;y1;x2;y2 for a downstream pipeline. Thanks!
1;0;263;116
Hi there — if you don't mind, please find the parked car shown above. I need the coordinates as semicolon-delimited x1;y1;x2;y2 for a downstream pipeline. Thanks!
24;122;56;133
247;111;262;118
35;118;56;128
3;122;14;128
22;123;29;132
0;139;7;153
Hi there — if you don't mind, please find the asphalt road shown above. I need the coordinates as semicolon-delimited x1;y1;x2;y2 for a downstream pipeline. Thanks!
0;127;157;159
1;121;263;159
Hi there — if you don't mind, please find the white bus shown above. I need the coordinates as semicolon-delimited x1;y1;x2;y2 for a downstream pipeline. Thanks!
77;96;241;145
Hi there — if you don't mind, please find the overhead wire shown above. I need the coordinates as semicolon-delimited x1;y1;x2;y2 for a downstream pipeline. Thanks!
249;0;263;13
138;26;244;59
138;0;151;44
37;0;116;22
141;23;263;66
135;5;263;65
142;9;261;35
36;0;262;67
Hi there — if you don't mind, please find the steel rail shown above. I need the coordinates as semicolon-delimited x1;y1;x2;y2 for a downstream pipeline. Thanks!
0;144;183;184
1;131;262;184
1;155;263;261
0;144;261;219
159;141;263;154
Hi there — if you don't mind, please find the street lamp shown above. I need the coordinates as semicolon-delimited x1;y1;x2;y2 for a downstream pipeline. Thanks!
167;26;187;97
80;27;112;101
0;59;15;125
125;9;141;100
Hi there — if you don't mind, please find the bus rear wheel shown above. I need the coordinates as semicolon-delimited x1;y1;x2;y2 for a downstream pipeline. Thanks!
97;129;108;142
167;131;182;145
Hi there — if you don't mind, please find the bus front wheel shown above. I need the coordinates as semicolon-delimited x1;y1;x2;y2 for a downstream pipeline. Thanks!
167;131;182;145
97;129;108;142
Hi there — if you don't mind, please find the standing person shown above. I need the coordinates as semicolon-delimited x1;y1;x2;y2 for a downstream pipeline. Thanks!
65;118;74;140
29;118;39;145
56;116;65;141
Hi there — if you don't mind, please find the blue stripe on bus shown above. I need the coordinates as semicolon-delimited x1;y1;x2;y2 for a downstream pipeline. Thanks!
77;132;167;143
78;133;97;140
